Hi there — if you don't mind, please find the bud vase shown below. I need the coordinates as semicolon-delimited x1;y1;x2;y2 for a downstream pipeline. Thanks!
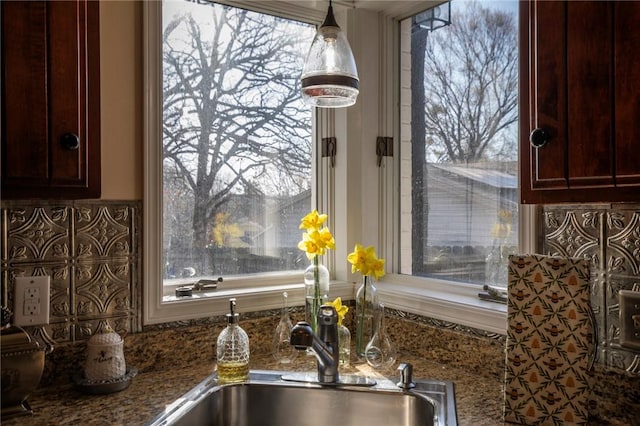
364;303;397;370
271;291;298;364
304;259;329;333
355;275;380;357
338;324;351;368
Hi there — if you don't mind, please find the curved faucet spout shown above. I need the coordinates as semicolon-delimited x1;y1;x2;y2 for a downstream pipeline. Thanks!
290;305;340;384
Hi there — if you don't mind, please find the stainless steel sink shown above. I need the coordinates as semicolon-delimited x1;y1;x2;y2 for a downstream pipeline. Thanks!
148;370;457;426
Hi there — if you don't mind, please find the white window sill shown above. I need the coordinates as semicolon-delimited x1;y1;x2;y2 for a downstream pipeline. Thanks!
375;274;507;335
148;271;506;337
146;279;355;324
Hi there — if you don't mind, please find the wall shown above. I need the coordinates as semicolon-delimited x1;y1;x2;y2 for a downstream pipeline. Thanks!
99;1;143;201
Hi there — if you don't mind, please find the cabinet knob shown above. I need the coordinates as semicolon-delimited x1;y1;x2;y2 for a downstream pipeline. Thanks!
61;133;80;150
529;128;550;148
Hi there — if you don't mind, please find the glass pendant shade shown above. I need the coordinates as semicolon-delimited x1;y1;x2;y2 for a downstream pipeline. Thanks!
301;2;359;108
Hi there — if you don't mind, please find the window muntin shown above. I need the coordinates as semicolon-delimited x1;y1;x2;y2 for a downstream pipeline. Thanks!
161;1;315;298
399;1;519;288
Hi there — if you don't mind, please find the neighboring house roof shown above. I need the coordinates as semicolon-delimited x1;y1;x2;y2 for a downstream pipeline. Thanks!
429;163;517;189
425;163;518;247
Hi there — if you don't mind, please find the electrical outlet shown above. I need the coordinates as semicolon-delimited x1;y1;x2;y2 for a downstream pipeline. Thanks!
13;276;50;326
619;290;640;352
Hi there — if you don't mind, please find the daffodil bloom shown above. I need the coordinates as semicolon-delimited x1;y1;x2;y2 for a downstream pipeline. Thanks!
297;232;322;259
369;258;385;280
327;297;348;326
347;243;385;279
298;210;335;333
298;229;335;259
316;227;336;251
347;243;368;274
299;209;328;232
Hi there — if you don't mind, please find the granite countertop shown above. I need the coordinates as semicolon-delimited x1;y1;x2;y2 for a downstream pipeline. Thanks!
2;352;504;426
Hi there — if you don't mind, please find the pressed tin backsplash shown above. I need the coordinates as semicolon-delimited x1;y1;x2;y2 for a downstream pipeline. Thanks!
1;200;639;374
0;201;141;347
542;203;640;374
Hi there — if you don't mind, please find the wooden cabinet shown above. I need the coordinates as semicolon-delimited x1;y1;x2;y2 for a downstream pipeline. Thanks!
520;1;640;204
1;0;100;199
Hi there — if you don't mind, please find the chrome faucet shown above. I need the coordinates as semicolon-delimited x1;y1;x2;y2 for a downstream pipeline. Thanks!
290;304;340;384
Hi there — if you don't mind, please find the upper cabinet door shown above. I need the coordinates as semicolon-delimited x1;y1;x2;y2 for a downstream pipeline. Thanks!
1;0;101;199
520;1;640;204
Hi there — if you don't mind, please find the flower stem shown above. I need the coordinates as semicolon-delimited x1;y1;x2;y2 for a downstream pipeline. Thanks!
357;275;368;355
312;256;321;332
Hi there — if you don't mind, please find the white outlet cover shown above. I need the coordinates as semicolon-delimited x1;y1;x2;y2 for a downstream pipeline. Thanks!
13;276;51;326
619;290;640;351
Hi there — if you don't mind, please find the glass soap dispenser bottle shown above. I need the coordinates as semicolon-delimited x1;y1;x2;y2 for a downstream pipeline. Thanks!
216;298;250;383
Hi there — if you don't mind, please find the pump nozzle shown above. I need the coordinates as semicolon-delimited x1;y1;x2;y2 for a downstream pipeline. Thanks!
226;298;239;324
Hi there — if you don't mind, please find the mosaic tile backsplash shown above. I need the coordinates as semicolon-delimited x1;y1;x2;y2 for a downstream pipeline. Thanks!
1;200;639;376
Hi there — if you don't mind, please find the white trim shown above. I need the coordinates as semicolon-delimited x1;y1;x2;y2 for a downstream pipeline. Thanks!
376;275;507;335
154;281;354;324
143;0;164;325
199;1;325;24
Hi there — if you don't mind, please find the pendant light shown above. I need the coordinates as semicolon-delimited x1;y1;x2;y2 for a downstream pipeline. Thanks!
300;0;359;108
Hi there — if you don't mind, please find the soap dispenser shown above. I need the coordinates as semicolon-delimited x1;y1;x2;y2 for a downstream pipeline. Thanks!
216;298;249;383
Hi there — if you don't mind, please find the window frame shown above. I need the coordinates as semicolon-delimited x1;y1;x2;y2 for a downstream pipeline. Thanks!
142;0;352;325
372;1;534;335
143;0;534;333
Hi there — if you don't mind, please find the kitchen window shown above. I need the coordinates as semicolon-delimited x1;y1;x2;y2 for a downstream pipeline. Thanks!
143;1;345;324
145;0;531;331
160;1;314;285
376;0;531;334
400;1;519;284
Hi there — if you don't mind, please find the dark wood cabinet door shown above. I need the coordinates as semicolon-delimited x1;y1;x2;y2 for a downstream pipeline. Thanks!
520;1;640;204
1;0;100;199
614;1;640;188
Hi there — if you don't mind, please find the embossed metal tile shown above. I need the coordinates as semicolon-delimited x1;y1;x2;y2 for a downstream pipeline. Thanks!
1;201;140;344
543;204;640;375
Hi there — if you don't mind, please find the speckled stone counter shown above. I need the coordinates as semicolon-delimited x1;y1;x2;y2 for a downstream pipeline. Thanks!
4;353;504;426
2;312;638;425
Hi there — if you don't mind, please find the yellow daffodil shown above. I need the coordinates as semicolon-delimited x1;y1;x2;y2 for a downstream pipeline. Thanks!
298;229;335;259
316;228;336;250
297;232;322;259
299;209;328;232
347;243;385;279
327;297;348;326
297;211;335;259
491;209;513;239
370;257;386;280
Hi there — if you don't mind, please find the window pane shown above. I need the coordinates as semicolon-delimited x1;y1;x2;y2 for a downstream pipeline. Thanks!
399;1;519;287
162;1;315;282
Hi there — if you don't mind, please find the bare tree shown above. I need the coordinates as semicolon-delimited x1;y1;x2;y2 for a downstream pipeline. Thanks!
162;3;312;259
423;1;518;164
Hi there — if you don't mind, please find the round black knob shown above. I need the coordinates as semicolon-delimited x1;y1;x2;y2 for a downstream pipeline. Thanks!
61;133;80;150
529;128;550;148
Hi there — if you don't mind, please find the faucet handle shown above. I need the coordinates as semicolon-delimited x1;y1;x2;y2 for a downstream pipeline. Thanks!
396;363;416;389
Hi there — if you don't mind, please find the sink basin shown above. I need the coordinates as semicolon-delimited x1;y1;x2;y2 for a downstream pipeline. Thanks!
148;370;457;426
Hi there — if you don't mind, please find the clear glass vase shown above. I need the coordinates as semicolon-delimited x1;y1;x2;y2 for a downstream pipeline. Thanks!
272;291;298;364
484;243;508;287
304;259;329;333
364;303;397;370
355;275;380;357
338;323;351;368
